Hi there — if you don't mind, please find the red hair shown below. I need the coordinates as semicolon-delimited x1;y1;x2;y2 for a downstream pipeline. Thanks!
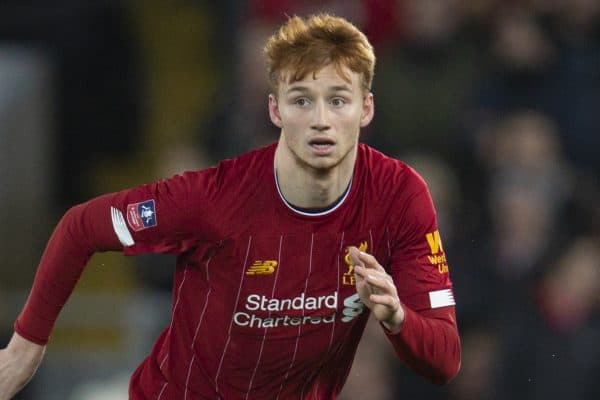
264;14;376;94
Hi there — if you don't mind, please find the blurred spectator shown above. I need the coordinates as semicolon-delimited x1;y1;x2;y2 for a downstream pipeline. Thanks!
481;111;571;279
463;111;571;324
368;0;486;158
465;109;600;400
468;1;600;175
538;236;600;336
497;236;600;399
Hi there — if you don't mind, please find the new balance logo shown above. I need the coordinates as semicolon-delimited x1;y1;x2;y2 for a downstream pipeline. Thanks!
246;260;278;275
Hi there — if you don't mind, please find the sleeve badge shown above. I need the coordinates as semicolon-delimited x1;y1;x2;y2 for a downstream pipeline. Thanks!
126;199;157;231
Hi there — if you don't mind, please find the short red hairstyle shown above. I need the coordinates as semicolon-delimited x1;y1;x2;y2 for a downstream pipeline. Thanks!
264;14;376;95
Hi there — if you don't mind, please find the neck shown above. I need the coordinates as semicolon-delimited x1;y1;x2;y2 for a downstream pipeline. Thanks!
274;142;357;209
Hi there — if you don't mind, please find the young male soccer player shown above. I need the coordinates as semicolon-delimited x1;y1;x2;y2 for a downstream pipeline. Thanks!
0;14;460;399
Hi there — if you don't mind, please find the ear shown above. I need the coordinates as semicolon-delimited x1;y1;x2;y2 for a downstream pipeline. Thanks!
268;94;283;128
360;93;374;128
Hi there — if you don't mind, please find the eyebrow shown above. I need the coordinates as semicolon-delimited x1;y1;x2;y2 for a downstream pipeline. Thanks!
285;86;310;95
285;85;353;95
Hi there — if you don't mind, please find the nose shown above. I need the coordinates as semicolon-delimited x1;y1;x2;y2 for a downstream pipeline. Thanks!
311;100;330;132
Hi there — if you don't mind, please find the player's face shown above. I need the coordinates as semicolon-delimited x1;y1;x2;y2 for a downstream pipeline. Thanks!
269;64;374;172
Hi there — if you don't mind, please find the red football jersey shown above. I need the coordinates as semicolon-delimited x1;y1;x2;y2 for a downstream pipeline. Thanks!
16;143;459;399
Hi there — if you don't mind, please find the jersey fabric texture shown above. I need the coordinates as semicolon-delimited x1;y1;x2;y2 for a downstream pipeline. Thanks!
15;143;460;399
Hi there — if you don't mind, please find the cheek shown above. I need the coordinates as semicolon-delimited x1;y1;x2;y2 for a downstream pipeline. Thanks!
284;128;304;154
279;108;299;127
339;109;363;132
282;118;303;145
281;112;306;134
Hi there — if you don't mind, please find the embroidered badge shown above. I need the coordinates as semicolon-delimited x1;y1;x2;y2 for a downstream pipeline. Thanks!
126;199;157;232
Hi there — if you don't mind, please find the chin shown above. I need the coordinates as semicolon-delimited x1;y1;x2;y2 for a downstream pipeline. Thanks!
308;157;342;172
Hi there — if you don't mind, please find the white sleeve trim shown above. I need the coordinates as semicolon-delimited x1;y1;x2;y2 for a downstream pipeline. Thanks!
111;207;135;247
429;289;455;308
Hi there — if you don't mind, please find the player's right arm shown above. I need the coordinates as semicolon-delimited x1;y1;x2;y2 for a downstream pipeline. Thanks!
0;332;45;400
0;168;221;398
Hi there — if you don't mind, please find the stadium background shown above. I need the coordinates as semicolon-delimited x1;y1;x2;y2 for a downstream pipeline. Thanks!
1;1;598;399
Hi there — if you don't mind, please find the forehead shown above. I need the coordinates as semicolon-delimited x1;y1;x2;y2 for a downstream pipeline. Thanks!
279;64;361;93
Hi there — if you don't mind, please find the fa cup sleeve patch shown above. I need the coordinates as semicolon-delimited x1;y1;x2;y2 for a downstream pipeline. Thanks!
126;199;158;232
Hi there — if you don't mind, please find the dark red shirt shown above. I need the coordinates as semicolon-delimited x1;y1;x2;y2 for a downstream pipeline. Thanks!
16;143;460;399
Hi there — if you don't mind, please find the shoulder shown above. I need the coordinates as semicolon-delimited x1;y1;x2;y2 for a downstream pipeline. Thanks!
183;143;275;190
218;143;276;168
213;143;275;179
357;143;428;195
149;144;274;206
358;146;439;241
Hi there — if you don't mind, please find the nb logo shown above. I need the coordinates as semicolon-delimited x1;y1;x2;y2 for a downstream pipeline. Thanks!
246;260;278;275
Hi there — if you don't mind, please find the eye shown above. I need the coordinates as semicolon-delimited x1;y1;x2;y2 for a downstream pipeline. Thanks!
330;97;346;107
295;97;310;107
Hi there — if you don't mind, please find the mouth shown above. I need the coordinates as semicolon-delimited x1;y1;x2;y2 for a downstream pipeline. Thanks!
308;137;336;155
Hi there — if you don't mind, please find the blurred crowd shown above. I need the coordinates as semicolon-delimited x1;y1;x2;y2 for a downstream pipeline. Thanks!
1;1;599;399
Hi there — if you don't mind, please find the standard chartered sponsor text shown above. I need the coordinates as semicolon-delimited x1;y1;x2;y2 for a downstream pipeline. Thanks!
246;292;338;311
234;312;337;328
234;291;350;328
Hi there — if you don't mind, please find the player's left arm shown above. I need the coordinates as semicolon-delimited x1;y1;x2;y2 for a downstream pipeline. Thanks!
350;247;460;385
351;176;461;384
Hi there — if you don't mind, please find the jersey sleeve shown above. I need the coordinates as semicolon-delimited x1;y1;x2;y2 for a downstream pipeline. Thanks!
390;184;453;312
384;169;461;384
14;168;221;345
107;170;219;256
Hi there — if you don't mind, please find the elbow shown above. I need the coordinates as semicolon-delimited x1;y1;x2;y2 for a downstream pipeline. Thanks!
433;360;461;385
432;326;462;385
430;353;461;385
